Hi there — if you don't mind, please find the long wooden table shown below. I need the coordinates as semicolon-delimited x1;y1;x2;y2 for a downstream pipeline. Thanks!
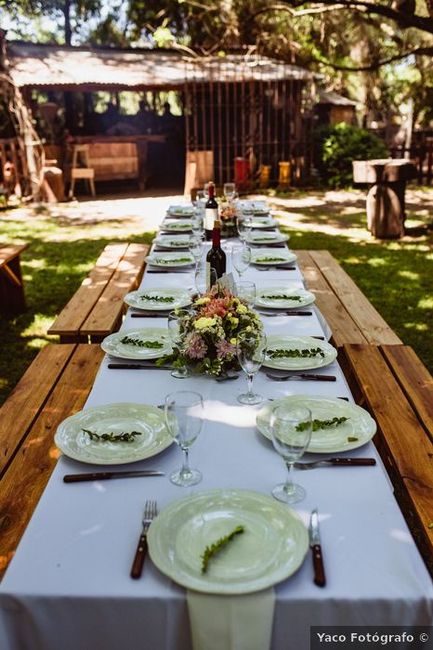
0;226;432;648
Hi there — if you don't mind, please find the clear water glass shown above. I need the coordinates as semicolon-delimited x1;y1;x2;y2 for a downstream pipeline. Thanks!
231;244;251;277
236;331;267;405
164;390;204;486
167;309;190;379
269;405;312;504
237;216;252;242
235;280;256;307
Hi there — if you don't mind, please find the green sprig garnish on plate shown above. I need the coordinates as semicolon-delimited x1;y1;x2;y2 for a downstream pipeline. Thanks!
256;257;288;263
139;294;175;303
120;336;164;348
296;416;349;432
263;294;302;302
201;525;245;574
267;347;325;359
83;429;142;443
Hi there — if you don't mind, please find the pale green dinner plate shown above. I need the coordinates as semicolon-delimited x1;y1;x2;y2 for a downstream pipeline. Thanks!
256;395;377;453
255;286;315;309
246;231;289;244
251;248;297;266
55;402;173;465
124;288;191;311
167;205;195;217
145;251;195;267
147;489;308;594
263;335;337;370
249;217;277;229
101;327;173;360
155;235;191;249
160;219;193;232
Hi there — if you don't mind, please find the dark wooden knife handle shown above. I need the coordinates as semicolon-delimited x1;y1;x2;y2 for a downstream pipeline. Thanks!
302;374;336;382
330;458;376;466
63;473;112;482
130;532;148;579
312;544;326;587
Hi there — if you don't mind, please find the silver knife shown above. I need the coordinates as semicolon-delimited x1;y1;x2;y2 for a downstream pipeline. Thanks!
309;509;326;587
63;470;164;483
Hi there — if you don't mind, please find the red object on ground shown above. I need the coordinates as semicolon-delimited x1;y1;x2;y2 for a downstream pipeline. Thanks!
234;157;250;190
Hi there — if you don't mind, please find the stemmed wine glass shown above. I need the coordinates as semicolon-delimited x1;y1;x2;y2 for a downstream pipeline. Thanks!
164;390;204;486
167;309;190;379
235;280;256;307
236;331;267;405
195;260;217;295
269;404;312;504
223;182;236;201
231;244;251;278
189;235;202;268
236;216;252;243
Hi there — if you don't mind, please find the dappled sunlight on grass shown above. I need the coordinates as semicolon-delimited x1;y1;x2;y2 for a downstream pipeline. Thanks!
367;257;387;267
403;322;429;331
418;297;433;309
398;270;420;280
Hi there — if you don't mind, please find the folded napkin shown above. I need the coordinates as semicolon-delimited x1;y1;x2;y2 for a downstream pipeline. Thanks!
187;588;275;650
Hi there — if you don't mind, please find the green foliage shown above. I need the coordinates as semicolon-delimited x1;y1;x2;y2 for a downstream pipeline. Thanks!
315;123;388;188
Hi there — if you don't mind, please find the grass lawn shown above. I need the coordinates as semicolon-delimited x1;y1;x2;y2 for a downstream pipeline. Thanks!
1;188;432;406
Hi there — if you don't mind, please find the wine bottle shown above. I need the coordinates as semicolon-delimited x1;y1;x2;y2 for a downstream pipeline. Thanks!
206;219;226;288
204;182;218;241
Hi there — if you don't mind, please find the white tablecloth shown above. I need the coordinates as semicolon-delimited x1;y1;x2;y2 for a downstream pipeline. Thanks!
0;227;432;650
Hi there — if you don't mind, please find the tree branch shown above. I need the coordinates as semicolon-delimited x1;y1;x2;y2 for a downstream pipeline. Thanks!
250;1;433;36
312;45;433;70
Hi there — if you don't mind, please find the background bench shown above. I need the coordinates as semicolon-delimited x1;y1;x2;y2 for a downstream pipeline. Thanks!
340;343;433;574
297;250;402;346
48;242;149;343
0;244;28;315
0;343;104;577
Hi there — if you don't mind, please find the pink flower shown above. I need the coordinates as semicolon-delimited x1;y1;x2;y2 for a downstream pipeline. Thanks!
216;339;236;359
185;332;207;359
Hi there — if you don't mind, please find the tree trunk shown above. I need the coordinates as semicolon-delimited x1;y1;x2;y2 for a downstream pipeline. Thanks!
63;0;72;46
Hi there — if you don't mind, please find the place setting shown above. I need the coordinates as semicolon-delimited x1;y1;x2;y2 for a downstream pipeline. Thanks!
254;284;316;317
123;287;192;319
145;250;196;273
250;247;297;270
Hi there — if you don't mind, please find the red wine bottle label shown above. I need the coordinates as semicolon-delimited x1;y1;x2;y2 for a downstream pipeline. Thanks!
204;207;218;232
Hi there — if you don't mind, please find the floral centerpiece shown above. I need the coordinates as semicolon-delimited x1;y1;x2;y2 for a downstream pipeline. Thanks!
159;285;263;377
219;200;237;238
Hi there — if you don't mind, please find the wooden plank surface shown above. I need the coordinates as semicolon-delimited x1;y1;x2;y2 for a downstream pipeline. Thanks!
0;344;104;578
0;244;28;266
296;250;367;346
0;344;75;478
81;243;149;338
310;250;401;345
343;344;433;561
48;243;129;338
381;345;433;444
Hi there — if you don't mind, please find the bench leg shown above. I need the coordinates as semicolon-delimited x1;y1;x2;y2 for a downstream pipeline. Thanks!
0;257;26;315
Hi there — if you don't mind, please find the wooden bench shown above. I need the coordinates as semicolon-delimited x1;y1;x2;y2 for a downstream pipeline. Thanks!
0;244;28;315
297;250;402;346
48;242;149;343
340;343;433;574
0;343;104;577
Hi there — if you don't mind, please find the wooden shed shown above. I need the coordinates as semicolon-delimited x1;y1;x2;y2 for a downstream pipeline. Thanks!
5;41;315;191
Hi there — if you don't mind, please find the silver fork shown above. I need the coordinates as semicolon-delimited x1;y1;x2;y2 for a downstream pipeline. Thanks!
130;499;158;579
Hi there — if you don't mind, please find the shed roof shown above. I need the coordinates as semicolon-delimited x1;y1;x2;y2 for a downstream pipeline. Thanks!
6;41;314;90
318;90;357;106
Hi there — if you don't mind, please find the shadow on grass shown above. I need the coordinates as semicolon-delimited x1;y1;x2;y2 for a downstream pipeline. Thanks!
0;232;155;405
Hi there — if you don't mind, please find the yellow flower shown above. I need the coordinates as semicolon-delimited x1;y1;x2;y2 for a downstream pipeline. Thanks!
194;316;216;330
195;297;211;306
237;304;248;314
246;325;252;332
229;316;239;327
230;337;237;345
